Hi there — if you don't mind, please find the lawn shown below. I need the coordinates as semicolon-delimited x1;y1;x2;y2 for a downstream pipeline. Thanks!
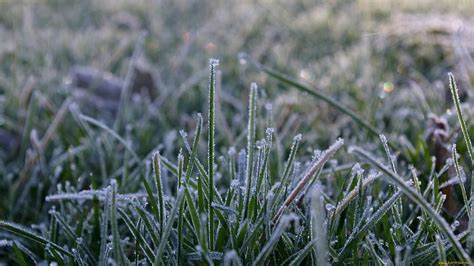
1;0;474;264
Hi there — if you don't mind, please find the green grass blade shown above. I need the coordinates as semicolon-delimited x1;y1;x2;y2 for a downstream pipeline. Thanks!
183;113;203;183
452;144;470;220
12;242;28;266
110;180;127;265
1;240;37;265
311;186;328;265
184;187;203;245
141;176;161;230
152;151;165;238
0;221;73;257
256;129;273;196
243;82;258;220
208;58;219;249
272;134;302;213
79;114;140;162
449;73;474;165
99;187;110;265
177;151;184;188
133;205;158;246
177;152;186;263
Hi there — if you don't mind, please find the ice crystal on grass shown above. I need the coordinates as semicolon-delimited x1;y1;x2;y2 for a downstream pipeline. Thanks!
0;240;10;247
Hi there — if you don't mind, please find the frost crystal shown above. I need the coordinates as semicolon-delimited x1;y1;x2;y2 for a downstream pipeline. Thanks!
179;130;188;139
293;134;303;142
0;240;10;247
266;127;275;135
209;58;220;67
228;147;236;156
256;139;266;149
326;204;336;212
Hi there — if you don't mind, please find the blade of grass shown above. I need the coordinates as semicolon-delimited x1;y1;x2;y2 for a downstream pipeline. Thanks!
311;185;328;265
184;187;203;246
182;114;203;183
272;134;302;213
0;221;73;257
152;151;165;239
141;177;160;230
110;180;127;265
177;152;185;263
379;134;403;239
133;205;158;246
452;144;470;220
208;58;219;249
12;242;28;266
80;114;140;162
449;73;474;166
256;128;273;196
99;187;110;265
243;82;258;221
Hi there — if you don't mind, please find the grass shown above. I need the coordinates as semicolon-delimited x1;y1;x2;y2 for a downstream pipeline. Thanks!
2;58;474;264
1;0;474;264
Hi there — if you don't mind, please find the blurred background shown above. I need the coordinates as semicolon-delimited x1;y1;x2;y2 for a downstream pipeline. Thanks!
1;0;474;222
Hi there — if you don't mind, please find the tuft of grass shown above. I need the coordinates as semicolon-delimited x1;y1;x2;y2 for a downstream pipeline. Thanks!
350;146;472;262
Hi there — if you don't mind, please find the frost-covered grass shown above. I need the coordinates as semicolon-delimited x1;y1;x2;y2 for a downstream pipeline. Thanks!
2;0;474;265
